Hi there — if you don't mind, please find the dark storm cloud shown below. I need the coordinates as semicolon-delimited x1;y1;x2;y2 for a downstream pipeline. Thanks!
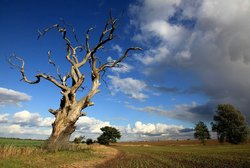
179;128;194;133
129;0;250;123
147;85;179;94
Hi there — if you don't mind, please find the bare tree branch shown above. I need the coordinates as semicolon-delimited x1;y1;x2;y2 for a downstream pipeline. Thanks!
60;18;83;49
47;50;64;82
91;17;117;55
10;12;143;149
37;24;59;39
98;47;142;72
9;54;68;90
85;27;94;53
38;23;71;45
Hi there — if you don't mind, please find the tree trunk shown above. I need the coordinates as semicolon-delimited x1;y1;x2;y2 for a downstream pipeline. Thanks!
46;106;81;151
10;15;142;151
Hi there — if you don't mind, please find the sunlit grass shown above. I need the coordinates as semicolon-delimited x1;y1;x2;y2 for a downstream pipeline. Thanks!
1;138;250;168
99;140;250;168
0;138;95;168
0;138;44;147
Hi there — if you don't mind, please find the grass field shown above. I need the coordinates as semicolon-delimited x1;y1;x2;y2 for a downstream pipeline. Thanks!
0;138;44;147
0;138;102;168
1;138;250;168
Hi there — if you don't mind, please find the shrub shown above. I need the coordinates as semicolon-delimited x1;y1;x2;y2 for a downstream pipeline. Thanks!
86;138;93;145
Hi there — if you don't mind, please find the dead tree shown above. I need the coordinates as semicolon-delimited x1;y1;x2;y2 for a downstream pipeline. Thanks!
9;13;141;150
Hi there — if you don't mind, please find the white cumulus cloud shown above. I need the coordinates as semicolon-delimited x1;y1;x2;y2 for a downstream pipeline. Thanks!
0;87;31;106
0;111;194;141
129;121;183;136
76;116;111;134
13;110;54;127
0;124;51;135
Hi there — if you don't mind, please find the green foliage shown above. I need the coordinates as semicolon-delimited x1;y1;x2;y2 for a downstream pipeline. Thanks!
97;126;121;145
97;134;110;145
73;136;85;144
211;104;249;144
86;138;93;145
194;121;210;144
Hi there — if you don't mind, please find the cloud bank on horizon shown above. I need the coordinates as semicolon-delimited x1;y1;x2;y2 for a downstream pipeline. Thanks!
0;111;193;141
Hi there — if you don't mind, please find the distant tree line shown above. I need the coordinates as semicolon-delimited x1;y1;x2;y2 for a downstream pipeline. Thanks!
194;104;249;145
74;104;249;146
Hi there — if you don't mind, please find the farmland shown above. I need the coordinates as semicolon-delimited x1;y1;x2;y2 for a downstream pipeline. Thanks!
100;140;250;168
0;138;117;168
0;138;250;168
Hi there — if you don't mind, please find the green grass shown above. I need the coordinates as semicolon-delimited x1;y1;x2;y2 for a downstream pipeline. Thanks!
99;142;250;168
0;138;96;168
0;149;94;168
1;138;250;168
0;138;44;147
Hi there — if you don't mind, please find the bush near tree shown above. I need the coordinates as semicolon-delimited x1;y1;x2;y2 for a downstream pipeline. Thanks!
73;136;85;144
211;104;249;144
194;121;210;145
97;126;121;145
86;138;93;145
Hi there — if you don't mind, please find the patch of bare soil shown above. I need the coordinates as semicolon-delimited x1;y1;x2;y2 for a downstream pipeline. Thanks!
58;145;119;168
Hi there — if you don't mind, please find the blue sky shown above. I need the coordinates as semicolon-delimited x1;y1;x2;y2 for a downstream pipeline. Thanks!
1;0;250;141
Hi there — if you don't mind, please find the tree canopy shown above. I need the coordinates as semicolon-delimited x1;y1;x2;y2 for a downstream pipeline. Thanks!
211;104;249;144
97;126;121;145
194;121;210;145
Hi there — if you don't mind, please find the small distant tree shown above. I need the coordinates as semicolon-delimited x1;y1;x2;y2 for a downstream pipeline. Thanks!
194;121;210;145
86;138;93;145
73;136;85;144
97;126;121;145
211;104;249;144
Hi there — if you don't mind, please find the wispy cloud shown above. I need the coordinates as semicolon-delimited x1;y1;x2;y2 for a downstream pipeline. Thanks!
111;62;134;74
0;113;9;123
148;85;179;94
111;44;123;55
127;102;212;122
107;46;134;74
108;75;147;100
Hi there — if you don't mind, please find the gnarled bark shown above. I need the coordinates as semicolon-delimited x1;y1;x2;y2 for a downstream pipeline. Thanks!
9;12;142;150
47;109;79;150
